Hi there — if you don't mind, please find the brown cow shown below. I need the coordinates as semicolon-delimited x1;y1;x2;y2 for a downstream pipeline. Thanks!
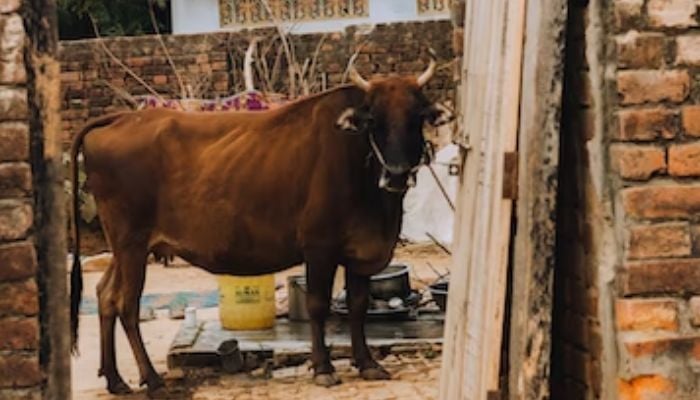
70;53;453;395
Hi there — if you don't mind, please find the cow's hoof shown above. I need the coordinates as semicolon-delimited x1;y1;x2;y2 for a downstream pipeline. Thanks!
141;374;167;398
314;373;342;387
107;381;133;395
146;386;170;399
360;366;391;381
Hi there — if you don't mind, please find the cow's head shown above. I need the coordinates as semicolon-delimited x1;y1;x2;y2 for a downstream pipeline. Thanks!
336;51;454;193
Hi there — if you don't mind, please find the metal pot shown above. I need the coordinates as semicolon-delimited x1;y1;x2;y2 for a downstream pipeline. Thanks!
287;275;309;321
429;281;448;312
369;264;412;300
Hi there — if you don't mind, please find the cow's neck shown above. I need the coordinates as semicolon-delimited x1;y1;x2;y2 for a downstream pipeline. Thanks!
362;162;405;240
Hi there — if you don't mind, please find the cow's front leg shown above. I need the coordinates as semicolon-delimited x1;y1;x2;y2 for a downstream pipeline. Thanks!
345;269;391;380
304;253;340;387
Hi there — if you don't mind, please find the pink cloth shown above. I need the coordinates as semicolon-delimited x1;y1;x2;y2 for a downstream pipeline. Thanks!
136;91;287;112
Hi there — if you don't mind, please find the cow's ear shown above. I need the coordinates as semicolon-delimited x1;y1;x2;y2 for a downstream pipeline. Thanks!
424;102;455;127
335;107;362;133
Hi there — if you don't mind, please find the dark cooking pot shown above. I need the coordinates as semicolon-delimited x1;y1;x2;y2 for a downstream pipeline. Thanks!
429;281;448;312
369;264;411;300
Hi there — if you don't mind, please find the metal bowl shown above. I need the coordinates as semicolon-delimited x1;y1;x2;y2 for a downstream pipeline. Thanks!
369;264;412;300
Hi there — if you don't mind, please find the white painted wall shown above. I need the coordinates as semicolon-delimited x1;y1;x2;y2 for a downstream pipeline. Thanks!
401;144;459;245
171;0;449;35
171;0;221;35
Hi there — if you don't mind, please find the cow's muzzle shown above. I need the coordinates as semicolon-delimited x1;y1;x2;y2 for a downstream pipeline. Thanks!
378;168;418;193
370;134;433;193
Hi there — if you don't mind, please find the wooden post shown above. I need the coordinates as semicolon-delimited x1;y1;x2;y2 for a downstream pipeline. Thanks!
508;0;567;399
438;1;527;399
23;0;71;398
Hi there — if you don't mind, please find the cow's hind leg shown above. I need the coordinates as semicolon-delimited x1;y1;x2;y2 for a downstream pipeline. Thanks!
97;260;132;394
112;244;166;396
305;252;340;387
345;269;391;380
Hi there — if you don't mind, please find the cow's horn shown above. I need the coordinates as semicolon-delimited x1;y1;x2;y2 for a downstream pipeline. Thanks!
416;49;437;87
347;54;371;91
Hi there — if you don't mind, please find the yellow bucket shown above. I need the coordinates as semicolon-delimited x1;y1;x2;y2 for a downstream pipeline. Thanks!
218;274;276;330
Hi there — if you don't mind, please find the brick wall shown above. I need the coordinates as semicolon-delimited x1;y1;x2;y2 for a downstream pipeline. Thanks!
0;1;42;399
58;20;455;149
611;0;700;398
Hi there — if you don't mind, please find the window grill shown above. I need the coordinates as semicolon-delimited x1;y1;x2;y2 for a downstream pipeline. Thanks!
219;0;369;27
417;0;448;14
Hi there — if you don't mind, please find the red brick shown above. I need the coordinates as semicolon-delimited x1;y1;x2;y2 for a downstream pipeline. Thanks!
617;70;690;105
0;280;38;317
615;298;679;331
614;0;644;31
622;185;700;219
618;375;675;400
610;144;666;180
616;107;677;141
152;75;167;85
692;339;700;362
682;105;700;136
213;81;228;91
623;337;673;358
109;78;124;87
620;258;700;295
0;122;28;161
675;35;700;66
621;335;700;360
83;70;97;80
59;71;79;82
126;56;149;67
669;142;700;177
0;355;41;388
616;32;666;69
647;0;699;28
211;61;227;71
0;242;36;281
0;317;38;350
628;223;690;259
195;54;209;64
0;200;31;241
0;162;31;198
689;297;700;326
0;0;22;13
0;16;25;85
0;88;27;120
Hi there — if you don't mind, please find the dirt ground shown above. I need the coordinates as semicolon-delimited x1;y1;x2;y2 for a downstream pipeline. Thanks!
72;243;450;399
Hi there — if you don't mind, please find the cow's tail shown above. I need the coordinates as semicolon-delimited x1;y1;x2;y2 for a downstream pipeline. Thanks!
70;112;126;353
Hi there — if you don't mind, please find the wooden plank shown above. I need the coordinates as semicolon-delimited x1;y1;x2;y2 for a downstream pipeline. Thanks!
438;1;527;399
507;0;568;399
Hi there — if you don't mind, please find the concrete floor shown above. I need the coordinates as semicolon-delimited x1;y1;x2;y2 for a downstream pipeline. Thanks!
71;244;450;399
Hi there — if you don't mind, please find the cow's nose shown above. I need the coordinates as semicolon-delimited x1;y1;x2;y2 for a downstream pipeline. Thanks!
384;163;411;175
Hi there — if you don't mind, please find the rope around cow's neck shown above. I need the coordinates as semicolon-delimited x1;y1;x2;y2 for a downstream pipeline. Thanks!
367;131;424;175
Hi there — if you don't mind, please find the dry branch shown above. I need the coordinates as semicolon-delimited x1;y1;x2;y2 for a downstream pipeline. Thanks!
148;1;187;98
88;15;165;103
